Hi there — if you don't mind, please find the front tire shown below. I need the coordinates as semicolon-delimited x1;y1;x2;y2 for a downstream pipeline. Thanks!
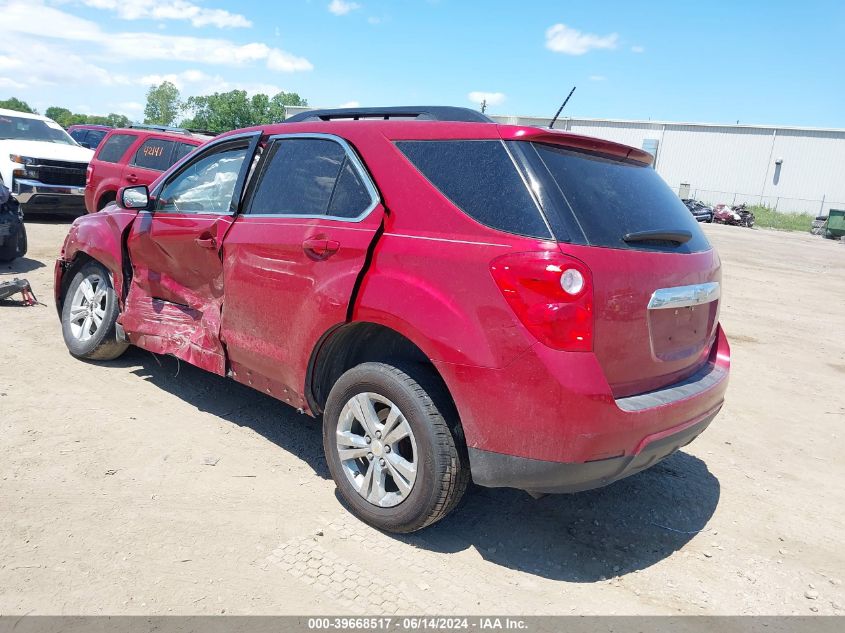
61;261;128;361
323;362;469;533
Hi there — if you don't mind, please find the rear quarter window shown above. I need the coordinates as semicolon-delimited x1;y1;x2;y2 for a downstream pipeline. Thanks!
396;140;550;239
96;133;137;163
132;138;176;171
172;142;199;165
531;143;710;253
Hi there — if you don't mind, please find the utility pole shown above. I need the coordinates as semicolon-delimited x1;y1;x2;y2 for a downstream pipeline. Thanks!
480;99;487;114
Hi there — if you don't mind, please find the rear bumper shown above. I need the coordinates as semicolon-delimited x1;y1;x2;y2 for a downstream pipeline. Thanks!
14;179;86;216
436;324;730;474
469;408;717;493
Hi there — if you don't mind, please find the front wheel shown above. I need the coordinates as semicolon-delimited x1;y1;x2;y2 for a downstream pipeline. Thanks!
61;261;129;361
323;362;469;533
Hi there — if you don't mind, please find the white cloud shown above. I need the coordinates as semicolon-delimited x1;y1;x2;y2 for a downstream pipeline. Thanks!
337;101;360;108
0;77;27;90
0;2;313;73
114;101;145;115
545;23;618;55
137;69;213;90
468;91;506;107
631;45;645;53
328;0;361;16
0;32;131;90
589;75;606;81
81;0;251;29
266;49;313;72
136;70;284;98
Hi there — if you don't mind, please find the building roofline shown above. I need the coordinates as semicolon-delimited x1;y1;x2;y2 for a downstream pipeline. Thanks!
491;114;845;135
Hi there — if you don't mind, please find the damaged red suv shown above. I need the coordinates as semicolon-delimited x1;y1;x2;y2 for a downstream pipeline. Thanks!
55;107;730;533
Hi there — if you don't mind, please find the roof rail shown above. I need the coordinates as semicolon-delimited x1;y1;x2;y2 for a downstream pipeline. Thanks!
283;106;493;124
126;123;214;137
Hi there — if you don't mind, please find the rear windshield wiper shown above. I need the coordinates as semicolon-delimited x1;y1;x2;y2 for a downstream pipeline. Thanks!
623;229;692;245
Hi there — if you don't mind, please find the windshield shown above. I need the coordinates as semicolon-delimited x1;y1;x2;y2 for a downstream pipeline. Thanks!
0;115;78;145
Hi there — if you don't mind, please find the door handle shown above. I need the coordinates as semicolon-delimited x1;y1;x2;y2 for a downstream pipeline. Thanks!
195;236;217;249
303;238;339;258
126;174;138;183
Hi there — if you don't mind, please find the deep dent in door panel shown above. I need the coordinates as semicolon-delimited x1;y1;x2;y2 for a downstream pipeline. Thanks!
119;213;233;375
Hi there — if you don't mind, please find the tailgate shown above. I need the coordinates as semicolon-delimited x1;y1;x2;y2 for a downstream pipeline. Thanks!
519;139;722;398
563;243;721;397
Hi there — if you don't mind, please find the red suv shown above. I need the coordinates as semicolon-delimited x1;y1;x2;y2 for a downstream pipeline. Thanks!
55;107;730;533
84;126;211;213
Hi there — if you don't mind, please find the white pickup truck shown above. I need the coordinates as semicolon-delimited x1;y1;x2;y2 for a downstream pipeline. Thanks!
0;108;94;216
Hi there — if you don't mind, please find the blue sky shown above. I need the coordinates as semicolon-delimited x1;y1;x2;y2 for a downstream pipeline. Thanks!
1;0;843;127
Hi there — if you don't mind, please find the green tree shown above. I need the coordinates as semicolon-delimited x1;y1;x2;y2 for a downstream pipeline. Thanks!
180;89;309;132
182;90;255;132
105;113;131;127
45;106;73;127
143;81;182;126
0;97;37;114
269;92;308;121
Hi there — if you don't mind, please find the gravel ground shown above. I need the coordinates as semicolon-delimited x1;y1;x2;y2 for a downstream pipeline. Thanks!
1;220;843;615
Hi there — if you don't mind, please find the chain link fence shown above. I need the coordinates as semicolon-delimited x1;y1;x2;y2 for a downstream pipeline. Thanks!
676;186;844;217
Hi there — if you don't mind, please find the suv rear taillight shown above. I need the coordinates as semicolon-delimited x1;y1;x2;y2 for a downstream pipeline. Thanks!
490;251;593;352
86;164;93;185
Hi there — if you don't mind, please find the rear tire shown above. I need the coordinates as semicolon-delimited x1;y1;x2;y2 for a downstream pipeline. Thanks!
61;261;128;361
323;362;469;533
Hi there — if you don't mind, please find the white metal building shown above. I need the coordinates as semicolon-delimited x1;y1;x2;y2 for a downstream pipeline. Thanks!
285;106;845;215
493;115;845;215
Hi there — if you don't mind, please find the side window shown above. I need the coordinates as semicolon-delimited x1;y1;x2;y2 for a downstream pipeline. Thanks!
86;130;108;148
248;137;374;218
132;138;176;171
96;133;137;163
69;129;87;143
171;142;198;166
396;140;551;238
328;158;372;218
156;144;249;214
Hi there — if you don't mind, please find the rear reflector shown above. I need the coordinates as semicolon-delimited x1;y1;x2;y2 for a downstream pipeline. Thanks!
490;251;593;352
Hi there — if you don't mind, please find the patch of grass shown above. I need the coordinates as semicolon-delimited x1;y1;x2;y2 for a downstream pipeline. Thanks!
748;205;815;232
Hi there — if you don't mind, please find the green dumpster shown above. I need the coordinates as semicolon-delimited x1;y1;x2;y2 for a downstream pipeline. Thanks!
827;209;845;239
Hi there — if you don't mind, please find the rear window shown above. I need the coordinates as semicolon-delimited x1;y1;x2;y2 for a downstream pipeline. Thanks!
132;138;176;171
531;143;710;252
396;140;550;239
97;133;137;163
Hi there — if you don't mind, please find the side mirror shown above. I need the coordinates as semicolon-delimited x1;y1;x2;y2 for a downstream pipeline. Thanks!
119;185;151;210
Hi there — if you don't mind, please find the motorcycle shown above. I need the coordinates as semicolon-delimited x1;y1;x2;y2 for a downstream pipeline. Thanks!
713;203;755;228
733;203;755;228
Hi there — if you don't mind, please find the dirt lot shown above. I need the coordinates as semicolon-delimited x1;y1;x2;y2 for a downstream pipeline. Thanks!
1;220;843;615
